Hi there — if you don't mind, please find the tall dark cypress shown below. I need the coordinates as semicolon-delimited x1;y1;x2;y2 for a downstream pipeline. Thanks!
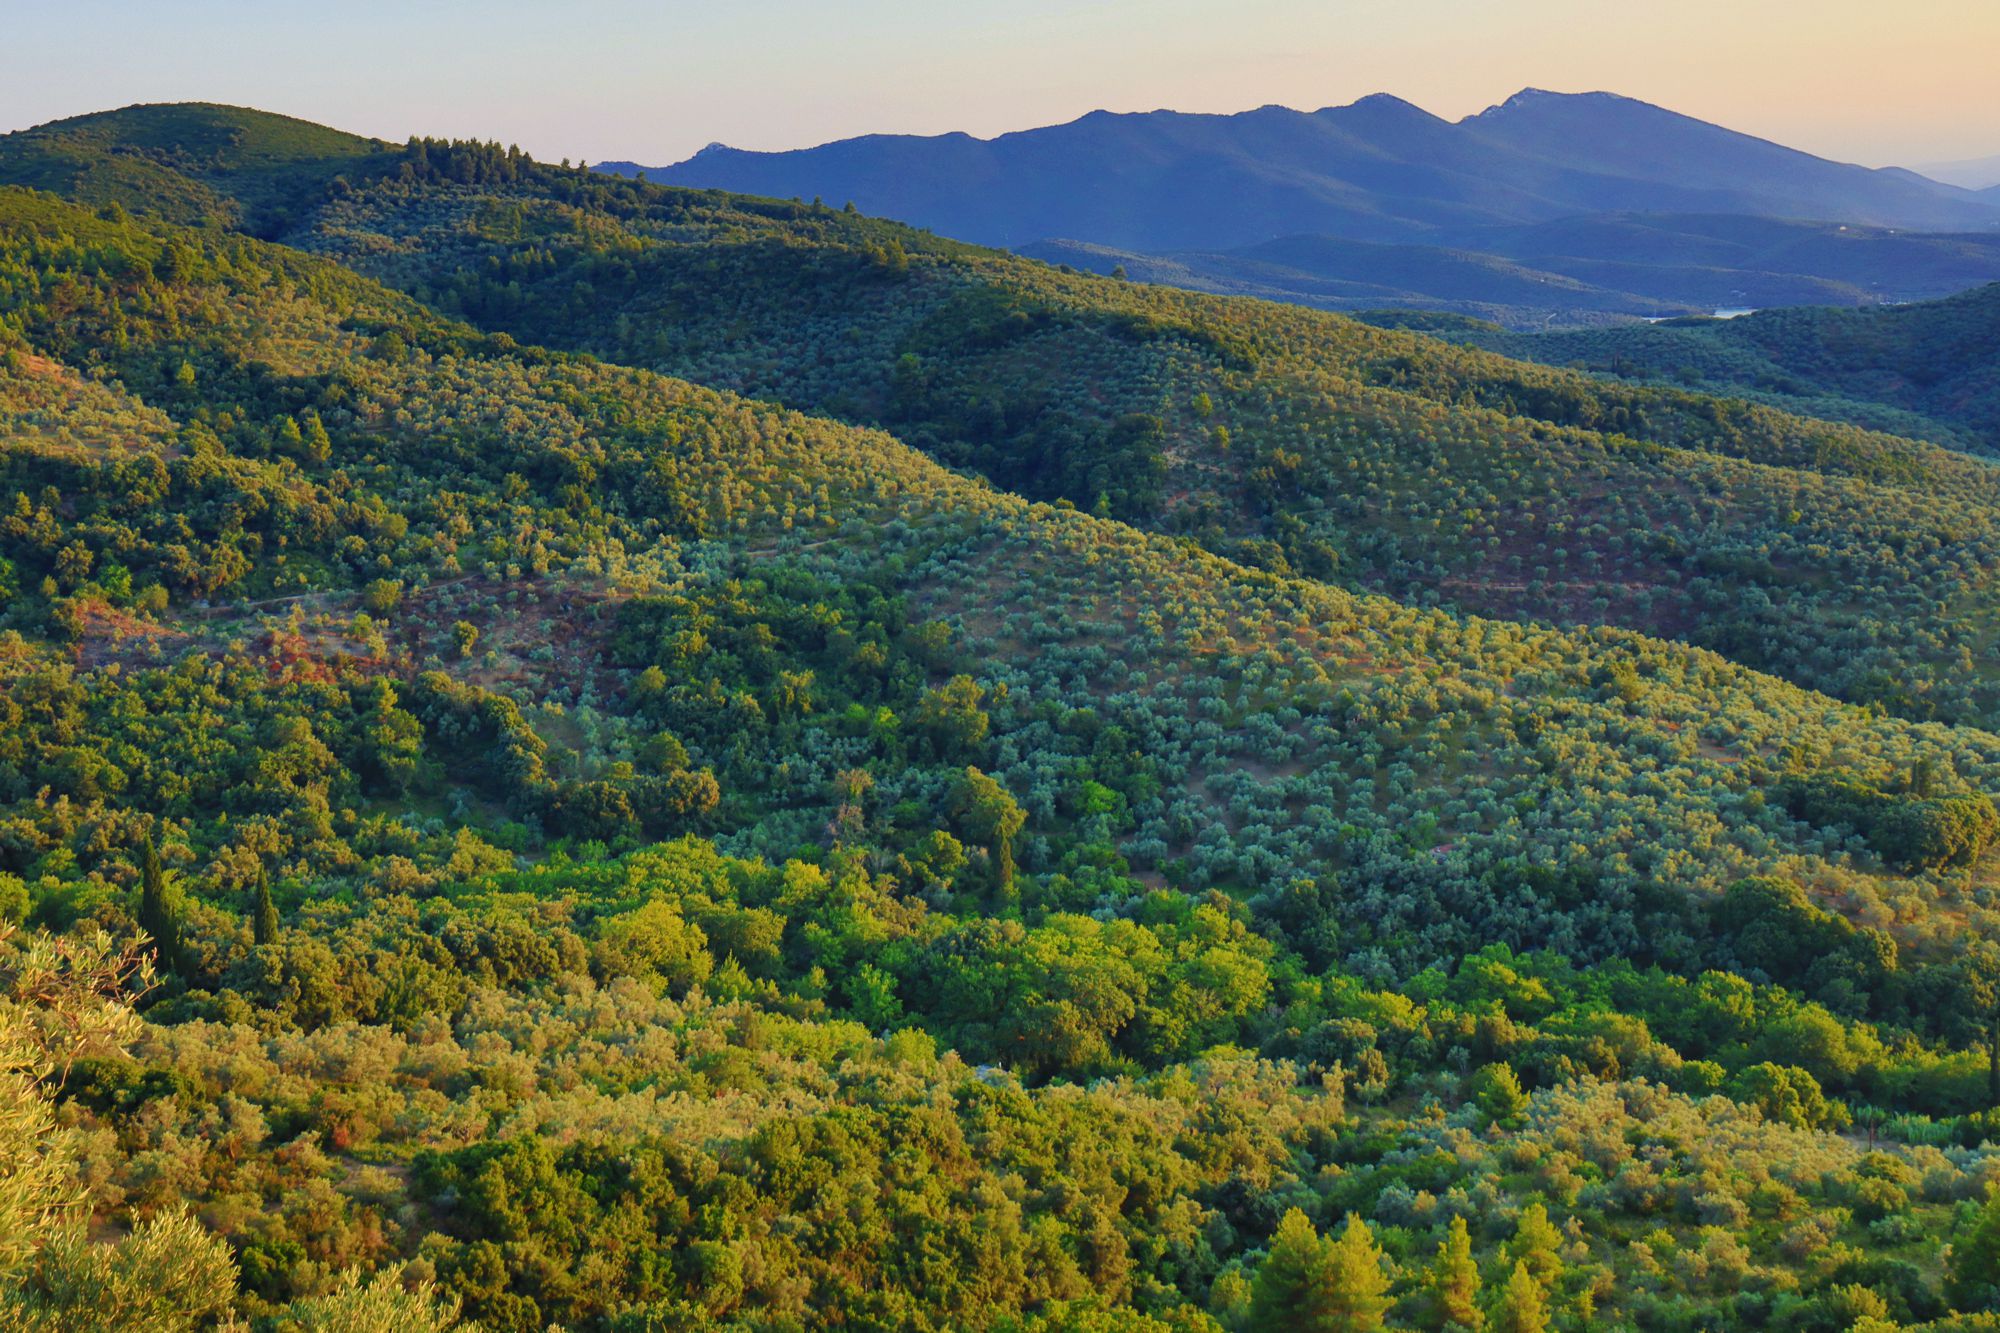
138;832;182;973
252;864;279;946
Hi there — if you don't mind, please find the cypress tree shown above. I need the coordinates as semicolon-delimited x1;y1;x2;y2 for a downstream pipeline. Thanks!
252;864;279;946
138;832;182;974
955;767;1025;895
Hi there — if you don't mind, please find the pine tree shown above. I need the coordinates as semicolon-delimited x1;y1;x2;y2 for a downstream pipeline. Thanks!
252;864;279;946
1507;1204;1564;1288
1489;1261;1549;1333
1249;1209;1329;1332
300;410;333;465
137;832;182;974
1468;1061;1529;1124
1249;1209;1392;1333
1323;1213;1393;1332
1427;1214;1483;1330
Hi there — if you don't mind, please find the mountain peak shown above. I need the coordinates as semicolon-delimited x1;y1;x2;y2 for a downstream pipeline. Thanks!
1340;92;1438;117
1318;93;1450;134
1474;88;1641;120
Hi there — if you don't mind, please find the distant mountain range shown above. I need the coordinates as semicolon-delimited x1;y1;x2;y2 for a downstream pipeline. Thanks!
601;90;2000;326
1921;152;2000;191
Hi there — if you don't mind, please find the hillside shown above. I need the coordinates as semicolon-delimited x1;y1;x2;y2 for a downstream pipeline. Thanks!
20;106;2000;733
1020;233;1681;323
0;144;1985;998
1443;282;2000;453
117;124;2000;736
0;101;389;233
1027;216;2000;328
8;107;2000;1329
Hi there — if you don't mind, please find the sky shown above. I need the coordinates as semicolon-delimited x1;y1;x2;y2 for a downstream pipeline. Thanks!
2;0;1996;172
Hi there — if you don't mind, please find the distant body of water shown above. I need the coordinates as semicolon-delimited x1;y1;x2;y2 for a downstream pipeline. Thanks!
1639;307;1760;324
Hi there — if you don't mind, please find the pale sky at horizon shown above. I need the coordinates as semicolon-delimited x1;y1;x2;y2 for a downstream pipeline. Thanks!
2;0;1995;172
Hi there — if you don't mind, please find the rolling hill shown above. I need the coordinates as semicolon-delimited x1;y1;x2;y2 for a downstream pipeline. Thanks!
0;100;389;232
9;103;2000;1329
11;105;1997;915
1434;281;2000;453
1023;216;2000;326
15;104;2000;732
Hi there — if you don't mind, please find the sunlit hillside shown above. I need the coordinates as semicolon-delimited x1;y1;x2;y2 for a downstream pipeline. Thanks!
4;108;2000;1331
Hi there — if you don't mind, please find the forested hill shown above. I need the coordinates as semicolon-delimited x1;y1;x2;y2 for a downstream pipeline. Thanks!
17;105;2000;735
1013;217;2000;330
4;154;1989;994
1428;282;2000;455
0;101;388;233
7;107;2000;1330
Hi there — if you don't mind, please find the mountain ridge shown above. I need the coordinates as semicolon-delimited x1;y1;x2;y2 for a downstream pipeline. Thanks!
616;88;2000;244
598;89;2000;325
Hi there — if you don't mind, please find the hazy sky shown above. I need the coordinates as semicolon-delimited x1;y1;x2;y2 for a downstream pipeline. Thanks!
3;0;1995;169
